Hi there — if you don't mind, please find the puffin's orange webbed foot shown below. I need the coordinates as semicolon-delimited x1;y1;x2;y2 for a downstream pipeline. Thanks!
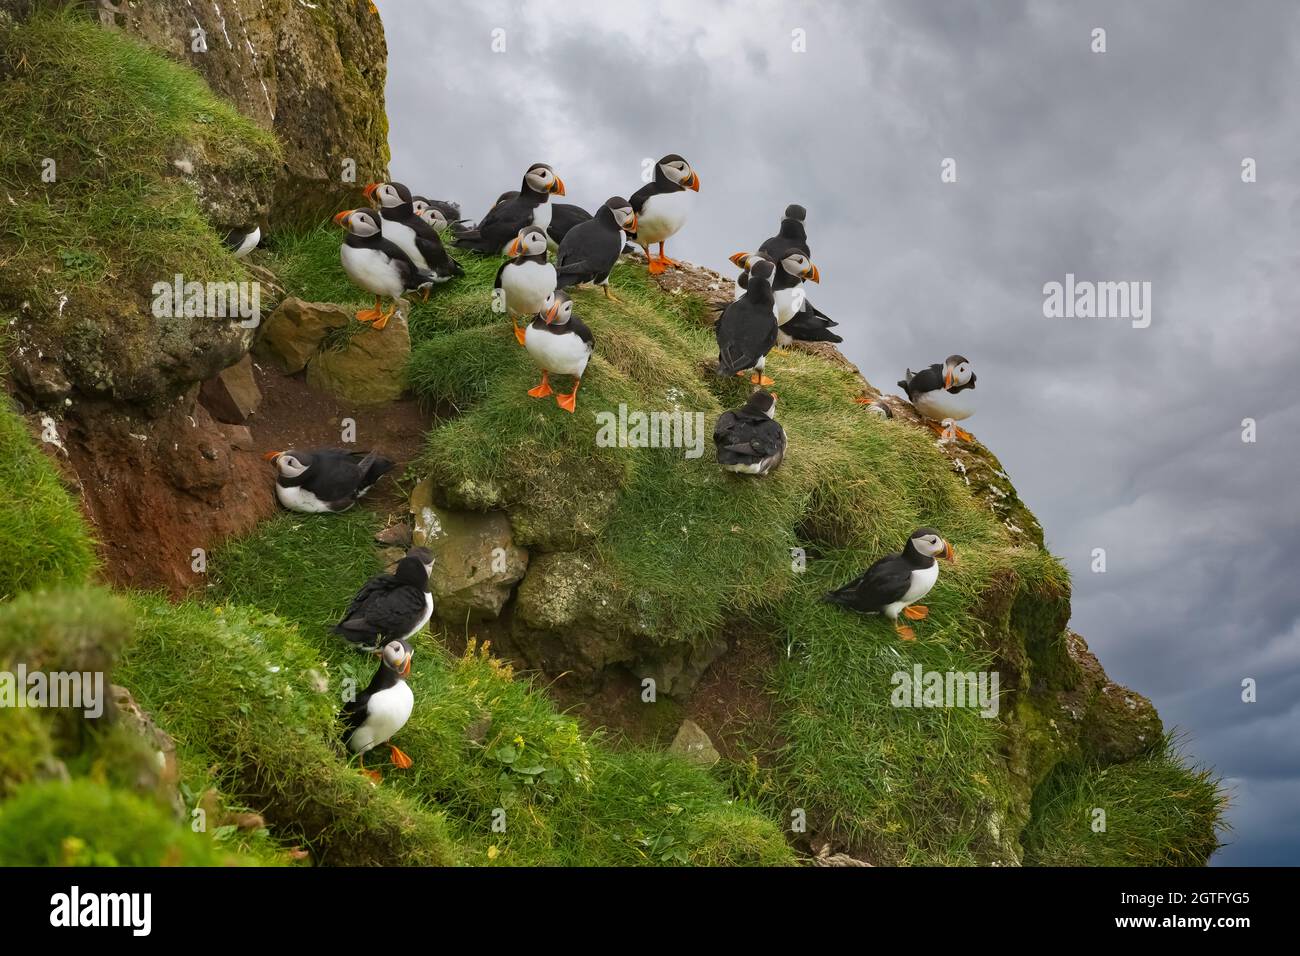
371;304;396;331
750;374;775;387
513;320;527;345
390;745;413;770
527;372;552;398
647;258;668;275
902;605;929;621
895;623;916;641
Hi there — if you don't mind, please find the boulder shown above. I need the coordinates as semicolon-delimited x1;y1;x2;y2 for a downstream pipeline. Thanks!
669;719;720;768
198;354;261;424
410;479;528;621
254;298;352;374
306;310;409;405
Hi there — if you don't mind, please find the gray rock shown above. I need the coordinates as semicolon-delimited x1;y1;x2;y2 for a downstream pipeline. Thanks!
669;719;720;768
253;297;351;374
198;354;261;424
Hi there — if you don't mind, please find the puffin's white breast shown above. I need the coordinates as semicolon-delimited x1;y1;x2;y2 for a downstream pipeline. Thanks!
347;681;414;755
636;190;694;244
231;227;260;259
914;388;974;422
525;325;592;377
340;244;406;299
276;482;344;513
502;259;557;315
379;217;426;270
884;562;940;619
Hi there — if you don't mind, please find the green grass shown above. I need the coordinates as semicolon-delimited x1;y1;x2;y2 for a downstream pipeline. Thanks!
0;398;97;599
1022;734;1228;866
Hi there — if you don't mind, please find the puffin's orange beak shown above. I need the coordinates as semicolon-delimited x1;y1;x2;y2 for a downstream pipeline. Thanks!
551;176;566;196
362;182;379;200
729;251;752;268
944;542;956;562
627;213;638;232
806;263;821;283
263;450;283;461
688;171;700;191
333;209;352;226
401;654;412;677
544;301;559;324
507;237;521;257
944;368;954;389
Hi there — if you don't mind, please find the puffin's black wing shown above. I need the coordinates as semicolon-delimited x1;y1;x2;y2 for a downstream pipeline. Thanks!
555;219;618;288
548;203;592;245
493;260;508;290
414;229;463;278
333;580;426;644
455;196;533;253
714;414;785;464
299;452;370;504
899;363;945;399
341;686;374;734
823;554;912;612
783;305;843;344
569;315;595;349
715;300;777;376
348;449;396;490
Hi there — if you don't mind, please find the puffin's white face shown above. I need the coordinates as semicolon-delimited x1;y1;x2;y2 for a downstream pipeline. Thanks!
612;204;637;231
661;157;700;190
945;357;973;389
525;164;565;195
418;206;449;232
911;531;955;561
510;227;548;257
338;209;381;238
381;639;413;676
275;453;310;478
544;293;573;326
373;183;404;208
781;252;819;282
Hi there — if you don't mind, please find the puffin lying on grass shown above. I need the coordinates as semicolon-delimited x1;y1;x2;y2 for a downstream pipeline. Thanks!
264;448;395;513
822;528;956;640
333;547;435;653
714;390;787;476
343;638;415;783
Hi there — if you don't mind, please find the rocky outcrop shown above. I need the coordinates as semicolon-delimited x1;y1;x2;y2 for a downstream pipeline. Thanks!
305;311;410;405
253;298;352;374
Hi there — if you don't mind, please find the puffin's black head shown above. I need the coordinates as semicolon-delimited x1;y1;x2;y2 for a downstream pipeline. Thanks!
656;154;700;191
332;208;382;237
601;196;637;232
523;163;565;196
778;248;819;283
363;181;411;209
508;226;548;258
379;638;414;678
495;190;520;207
783;204;807;222
541;289;574;326
263;448;313;477
744;389;778;418
394;547;434;589
907;528;955;562
942;355;974;390
746;258;776;286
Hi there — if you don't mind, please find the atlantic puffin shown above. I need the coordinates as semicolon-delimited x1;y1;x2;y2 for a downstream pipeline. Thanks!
629;154;699;274
729;249;819;320
452;163;566;254
334;207;436;328
714;390;787;476
556;196;636;300
758;204;811;260
221;225;261;259
524;290;592;413
495;225;557;344
715;259;778;386
860;398;893;419
411;195;463;233
333;547;435;653
264;448;395;513
897;355;977;440
364;181;463;281
822;528;956;640
343;638;415;782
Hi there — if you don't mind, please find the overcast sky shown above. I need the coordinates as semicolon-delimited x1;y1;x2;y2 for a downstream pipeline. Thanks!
378;0;1300;865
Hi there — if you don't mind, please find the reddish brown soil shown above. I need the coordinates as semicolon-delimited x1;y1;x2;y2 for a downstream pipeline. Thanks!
60;360;430;595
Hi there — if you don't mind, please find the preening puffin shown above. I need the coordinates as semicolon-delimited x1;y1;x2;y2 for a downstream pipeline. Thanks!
524;289;593;413
364;181;463;282
495;225;558;344
452;163;566;254
897;355;977;440
715;259;778;385
556;196;637;300
333;547;436;653
822;528;956;640
264;447;395;513
714;389;787;476
343;638;415;782
630;153;699;274
758;204;810;260
334;207;435;328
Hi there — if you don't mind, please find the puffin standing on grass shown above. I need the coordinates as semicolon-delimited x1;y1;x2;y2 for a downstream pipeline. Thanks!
343;638;415;783
895;355;977;440
265;448;396;513
715;258;778;386
713;390;787;476
524;290;592;413
334;207;435;328
452;163;566;254
364;181;463;282
822;528;956;640
555;196;637;300
630;154;700;274
332;547;436;653
496;226;558;344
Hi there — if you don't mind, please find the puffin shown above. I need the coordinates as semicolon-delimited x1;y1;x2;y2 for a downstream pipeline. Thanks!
546;202;593;246
897;355;977;440
555;196;637;300
629;153;700;274
411;195;463;233
221;225;261;259
713;390;787;476
524;289;593;413
779;301;843;345
758;204;811;260
332;547;436;653
264;448;395;513
860;398;893;419
715;258;778;386
822;528;956;640
495;225;557;345
452;163;566;254
363;181;463;282
333;207;436;328
730;249;837;347
342;637;415;782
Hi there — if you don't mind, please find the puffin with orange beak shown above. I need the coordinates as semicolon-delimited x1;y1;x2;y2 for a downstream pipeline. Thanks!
451;162;566;254
364;181;463;282
523;289;593;413
823;528;957;641
333;547;435;654
896;355;977;441
555;196;637;301
264;447;395;513
629;153;700;275
343;637;417;784
334;207;436;329
494;225;557;345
